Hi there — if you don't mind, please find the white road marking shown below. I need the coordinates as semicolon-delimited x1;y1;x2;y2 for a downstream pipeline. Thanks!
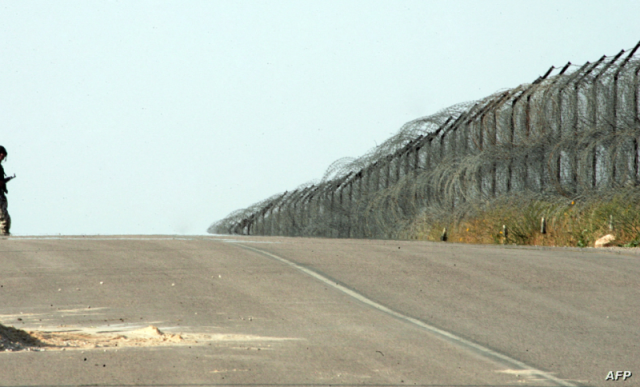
235;242;576;387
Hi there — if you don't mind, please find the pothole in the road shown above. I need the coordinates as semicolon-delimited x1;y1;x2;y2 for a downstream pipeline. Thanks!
0;323;297;352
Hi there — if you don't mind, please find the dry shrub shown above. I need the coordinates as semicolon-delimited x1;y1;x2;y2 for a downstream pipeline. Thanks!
410;188;640;247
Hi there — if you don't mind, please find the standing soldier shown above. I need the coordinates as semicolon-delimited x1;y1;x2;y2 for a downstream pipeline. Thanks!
0;146;15;236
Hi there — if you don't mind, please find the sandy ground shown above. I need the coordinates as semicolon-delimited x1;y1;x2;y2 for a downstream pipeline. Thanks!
0;322;298;353
0;324;185;352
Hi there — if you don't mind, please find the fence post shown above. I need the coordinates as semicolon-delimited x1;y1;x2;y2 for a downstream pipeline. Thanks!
538;62;571;194
375;161;381;192
634;62;640;181
613;42;640;185
571;58;604;191
386;156;394;187
532;66;555;192
591;54;625;188
554;61;590;191
424;134;434;205
507;92;521;193
510;81;543;193
488;91;512;196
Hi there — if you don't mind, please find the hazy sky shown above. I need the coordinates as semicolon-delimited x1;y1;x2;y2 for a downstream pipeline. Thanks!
1;1;639;235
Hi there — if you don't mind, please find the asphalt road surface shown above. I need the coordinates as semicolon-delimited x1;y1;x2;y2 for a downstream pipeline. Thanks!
0;235;638;387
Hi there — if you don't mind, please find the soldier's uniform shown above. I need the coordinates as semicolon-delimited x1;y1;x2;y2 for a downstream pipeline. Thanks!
0;154;11;236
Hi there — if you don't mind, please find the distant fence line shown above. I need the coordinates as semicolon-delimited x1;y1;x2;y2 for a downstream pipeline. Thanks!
209;42;640;239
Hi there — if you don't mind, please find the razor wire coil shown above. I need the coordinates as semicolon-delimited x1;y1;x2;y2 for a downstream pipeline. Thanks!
210;42;640;239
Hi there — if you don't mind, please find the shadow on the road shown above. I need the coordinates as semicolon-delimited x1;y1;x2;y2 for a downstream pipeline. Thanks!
0;323;47;351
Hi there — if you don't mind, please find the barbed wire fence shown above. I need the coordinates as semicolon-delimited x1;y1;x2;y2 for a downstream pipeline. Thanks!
209;42;640;239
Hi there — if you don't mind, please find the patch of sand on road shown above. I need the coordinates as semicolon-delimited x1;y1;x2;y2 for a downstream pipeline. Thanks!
1;323;298;352
31;325;185;350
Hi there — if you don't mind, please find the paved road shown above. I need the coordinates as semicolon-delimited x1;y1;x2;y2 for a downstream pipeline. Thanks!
0;236;637;386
